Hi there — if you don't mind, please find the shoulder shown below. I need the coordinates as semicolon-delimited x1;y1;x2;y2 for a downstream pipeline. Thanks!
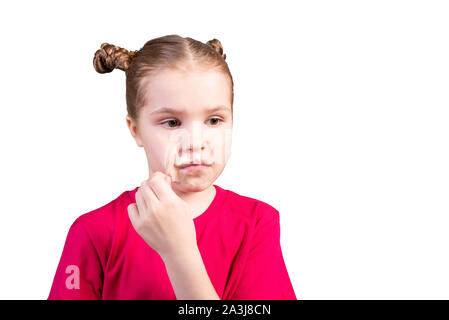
75;189;129;227
219;186;279;224
69;187;136;251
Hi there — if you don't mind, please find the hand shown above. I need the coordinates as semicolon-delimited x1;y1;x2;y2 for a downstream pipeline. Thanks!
127;171;198;261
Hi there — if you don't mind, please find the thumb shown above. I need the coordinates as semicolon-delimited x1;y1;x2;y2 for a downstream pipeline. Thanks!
127;203;140;228
164;173;172;185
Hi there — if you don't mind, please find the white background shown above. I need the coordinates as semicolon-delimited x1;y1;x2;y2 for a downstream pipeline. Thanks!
0;0;448;299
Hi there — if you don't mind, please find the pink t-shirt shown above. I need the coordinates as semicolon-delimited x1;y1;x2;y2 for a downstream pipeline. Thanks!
48;184;297;300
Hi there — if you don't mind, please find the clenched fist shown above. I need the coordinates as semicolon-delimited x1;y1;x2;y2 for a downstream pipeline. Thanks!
127;171;198;261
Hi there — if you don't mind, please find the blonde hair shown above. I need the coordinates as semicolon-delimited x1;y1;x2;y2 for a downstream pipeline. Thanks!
93;34;234;122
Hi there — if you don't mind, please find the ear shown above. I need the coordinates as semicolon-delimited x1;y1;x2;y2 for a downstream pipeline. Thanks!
126;114;143;147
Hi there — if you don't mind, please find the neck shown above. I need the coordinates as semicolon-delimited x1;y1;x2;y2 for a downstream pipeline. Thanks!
172;184;216;219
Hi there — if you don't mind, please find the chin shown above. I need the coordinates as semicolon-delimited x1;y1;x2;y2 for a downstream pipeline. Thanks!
172;178;211;193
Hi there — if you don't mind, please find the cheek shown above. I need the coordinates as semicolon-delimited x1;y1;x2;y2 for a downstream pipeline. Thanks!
216;129;232;164
209;131;232;167
221;140;232;166
140;126;169;149
140;134;165;163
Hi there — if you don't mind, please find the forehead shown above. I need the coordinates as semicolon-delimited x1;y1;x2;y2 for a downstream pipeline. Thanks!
140;68;231;114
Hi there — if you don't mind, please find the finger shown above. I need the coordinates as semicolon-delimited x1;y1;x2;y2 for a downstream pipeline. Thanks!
149;172;175;202
166;149;174;181
135;183;148;211
165;145;179;183
127;203;140;229
140;179;160;208
163;174;172;185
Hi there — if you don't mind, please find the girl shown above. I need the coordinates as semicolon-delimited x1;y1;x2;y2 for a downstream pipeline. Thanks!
48;34;297;300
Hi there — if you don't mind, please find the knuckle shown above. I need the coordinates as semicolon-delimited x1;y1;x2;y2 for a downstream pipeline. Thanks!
166;202;176;211
151;205;161;216
152;172;164;182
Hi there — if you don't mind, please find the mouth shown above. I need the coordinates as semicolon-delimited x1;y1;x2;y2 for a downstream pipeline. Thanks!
176;162;212;169
176;162;212;173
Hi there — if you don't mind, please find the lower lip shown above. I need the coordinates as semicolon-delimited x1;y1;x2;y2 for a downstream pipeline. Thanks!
179;165;210;173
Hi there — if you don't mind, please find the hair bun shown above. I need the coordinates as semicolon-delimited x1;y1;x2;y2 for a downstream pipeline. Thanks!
93;42;137;73
206;38;226;60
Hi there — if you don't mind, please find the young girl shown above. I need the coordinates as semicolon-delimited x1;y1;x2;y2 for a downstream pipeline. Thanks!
48;34;297;300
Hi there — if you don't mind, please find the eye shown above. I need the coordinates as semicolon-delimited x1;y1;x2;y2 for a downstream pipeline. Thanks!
160;117;223;128
207;117;223;126
160;119;180;128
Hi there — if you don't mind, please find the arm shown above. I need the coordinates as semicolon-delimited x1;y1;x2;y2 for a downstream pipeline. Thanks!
225;205;297;300
48;218;103;300
128;173;220;300
162;248;220;300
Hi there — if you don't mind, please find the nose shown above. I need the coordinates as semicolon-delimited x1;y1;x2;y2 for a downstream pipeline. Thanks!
179;120;207;157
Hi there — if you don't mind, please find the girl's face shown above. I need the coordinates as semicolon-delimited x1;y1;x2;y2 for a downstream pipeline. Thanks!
126;68;233;193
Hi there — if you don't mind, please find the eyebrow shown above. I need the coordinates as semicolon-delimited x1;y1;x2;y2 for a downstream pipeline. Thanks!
150;105;231;116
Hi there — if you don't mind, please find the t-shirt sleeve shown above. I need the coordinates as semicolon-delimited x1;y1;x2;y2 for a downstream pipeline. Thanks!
47;217;103;300
228;205;297;300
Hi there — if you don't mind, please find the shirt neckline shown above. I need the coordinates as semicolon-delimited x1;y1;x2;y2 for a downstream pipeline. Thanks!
127;184;226;225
